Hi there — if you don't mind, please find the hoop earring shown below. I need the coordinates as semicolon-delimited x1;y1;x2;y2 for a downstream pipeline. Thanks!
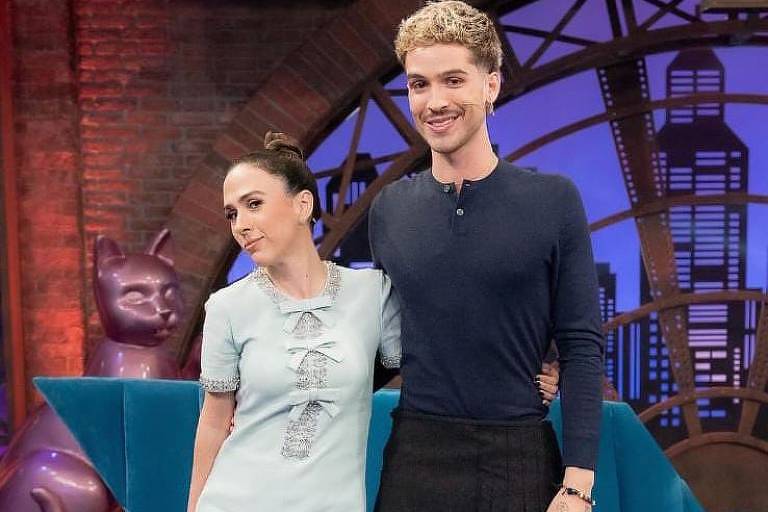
485;101;495;117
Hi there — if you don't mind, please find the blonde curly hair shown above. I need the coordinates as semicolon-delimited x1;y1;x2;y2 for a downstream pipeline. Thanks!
394;1;503;73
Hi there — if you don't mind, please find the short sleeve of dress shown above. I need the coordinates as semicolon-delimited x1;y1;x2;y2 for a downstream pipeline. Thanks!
379;272;402;369
199;292;241;393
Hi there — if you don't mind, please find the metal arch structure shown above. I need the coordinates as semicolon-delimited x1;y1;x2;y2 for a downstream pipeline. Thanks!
588;191;768;232
316;2;768;256
505;92;768;162
308;2;768;509
603;290;768;333
639;386;768;424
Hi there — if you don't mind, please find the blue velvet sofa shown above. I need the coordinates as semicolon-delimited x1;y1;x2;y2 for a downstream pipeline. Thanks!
35;377;703;512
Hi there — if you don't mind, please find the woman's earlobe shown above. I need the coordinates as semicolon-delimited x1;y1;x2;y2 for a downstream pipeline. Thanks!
305;199;314;225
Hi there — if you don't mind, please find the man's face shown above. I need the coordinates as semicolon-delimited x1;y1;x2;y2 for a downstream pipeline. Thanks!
404;43;499;156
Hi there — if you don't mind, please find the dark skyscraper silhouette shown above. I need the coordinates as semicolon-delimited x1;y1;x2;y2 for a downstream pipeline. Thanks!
599;49;761;448
624;48;758;445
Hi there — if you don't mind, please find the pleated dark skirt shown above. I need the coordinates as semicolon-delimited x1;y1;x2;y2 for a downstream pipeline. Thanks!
374;408;564;512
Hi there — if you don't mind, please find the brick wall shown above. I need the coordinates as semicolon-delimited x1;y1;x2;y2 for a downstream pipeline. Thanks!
9;0;351;407
11;0;86;405
73;0;343;352
8;0;430;411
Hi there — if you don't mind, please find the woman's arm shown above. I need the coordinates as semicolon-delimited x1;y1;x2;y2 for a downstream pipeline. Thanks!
187;391;236;512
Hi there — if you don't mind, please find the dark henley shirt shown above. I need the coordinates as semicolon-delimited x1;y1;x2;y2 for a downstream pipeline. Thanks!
369;159;605;470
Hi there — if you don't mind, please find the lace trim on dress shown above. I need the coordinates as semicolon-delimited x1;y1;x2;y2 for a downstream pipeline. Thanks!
199;375;240;393
251;261;340;307
295;350;329;390
294;311;325;339
253;262;342;460
380;353;401;369
281;402;323;459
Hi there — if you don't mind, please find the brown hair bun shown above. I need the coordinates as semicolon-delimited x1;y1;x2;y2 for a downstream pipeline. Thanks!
264;131;304;160
228;131;321;225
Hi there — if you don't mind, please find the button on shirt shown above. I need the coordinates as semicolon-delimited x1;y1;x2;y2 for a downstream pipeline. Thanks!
368;160;605;470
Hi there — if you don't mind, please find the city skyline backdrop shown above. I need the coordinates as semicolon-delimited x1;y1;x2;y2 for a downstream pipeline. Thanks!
223;5;768;448
230;45;768;313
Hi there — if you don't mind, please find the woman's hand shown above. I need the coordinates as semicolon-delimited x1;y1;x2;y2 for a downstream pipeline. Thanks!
536;362;560;405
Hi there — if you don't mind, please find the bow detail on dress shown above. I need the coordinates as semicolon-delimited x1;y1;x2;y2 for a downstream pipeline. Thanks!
279;295;338;333
287;388;341;421
286;339;344;371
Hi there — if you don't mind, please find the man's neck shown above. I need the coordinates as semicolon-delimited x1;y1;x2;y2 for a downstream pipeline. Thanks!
431;134;499;188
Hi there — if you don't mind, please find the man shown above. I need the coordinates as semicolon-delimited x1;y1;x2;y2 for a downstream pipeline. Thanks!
369;2;604;511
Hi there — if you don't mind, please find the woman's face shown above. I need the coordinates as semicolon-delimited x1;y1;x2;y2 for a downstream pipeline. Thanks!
223;163;312;267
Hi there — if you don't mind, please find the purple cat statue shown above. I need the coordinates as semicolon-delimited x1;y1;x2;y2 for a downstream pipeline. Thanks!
0;229;183;511
86;229;182;378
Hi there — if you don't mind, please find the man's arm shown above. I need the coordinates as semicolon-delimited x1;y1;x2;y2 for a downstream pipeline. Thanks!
550;177;605;484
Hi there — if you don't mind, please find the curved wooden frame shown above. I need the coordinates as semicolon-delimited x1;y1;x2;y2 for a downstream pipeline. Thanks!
603;290;768;333
667;432;768;458
505;93;768;162
590;193;768;233
639;387;768;423
496;20;768;99
639;388;768;458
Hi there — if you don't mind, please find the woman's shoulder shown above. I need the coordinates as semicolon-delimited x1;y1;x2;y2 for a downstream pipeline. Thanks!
336;264;382;281
335;265;386;293
205;273;259;309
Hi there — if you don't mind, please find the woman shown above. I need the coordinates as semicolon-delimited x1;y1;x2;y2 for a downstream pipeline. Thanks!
187;132;559;511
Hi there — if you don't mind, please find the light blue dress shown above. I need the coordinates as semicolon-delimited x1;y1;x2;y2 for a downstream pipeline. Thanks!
196;262;401;512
